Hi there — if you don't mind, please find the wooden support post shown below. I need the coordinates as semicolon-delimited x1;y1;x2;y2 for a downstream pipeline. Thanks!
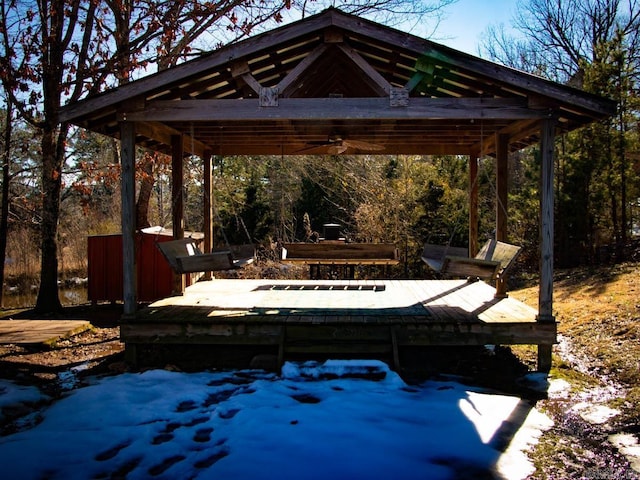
537;344;553;373
469;151;479;257
538;118;555;321
495;134;509;297
202;150;213;280
537;117;557;372
124;343;138;367
171;135;185;294
390;326;400;371
120;121;137;318
278;328;286;369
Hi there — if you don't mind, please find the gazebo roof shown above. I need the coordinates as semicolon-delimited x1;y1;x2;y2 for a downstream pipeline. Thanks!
60;7;616;157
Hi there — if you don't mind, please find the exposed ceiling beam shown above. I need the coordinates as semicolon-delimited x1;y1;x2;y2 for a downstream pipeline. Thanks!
120;97;549;123
135;121;210;157
204;143;472;156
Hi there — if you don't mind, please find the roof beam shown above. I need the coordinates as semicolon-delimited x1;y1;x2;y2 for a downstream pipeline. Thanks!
231;61;262;96
331;14;615;116
470;117;548;155
135;121;210;157
121;97;548;122
277;44;328;97
206;143;472;156
336;44;391;96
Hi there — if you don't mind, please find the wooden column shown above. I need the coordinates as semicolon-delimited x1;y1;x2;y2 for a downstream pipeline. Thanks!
202;150;214;280
171;135;185;293
120;122;137;318
469;151;479;257
495;134;509;297
537;117;557;372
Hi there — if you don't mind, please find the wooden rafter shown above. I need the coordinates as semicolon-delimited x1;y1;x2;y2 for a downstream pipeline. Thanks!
336;43;391;96
277;44;328;97
136;121;209;157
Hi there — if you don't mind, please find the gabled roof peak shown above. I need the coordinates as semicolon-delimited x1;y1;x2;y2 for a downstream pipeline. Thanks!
60;7;615;157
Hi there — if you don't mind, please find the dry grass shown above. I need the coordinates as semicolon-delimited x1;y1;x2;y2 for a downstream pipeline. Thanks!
512;263;640;371
511;262;640;424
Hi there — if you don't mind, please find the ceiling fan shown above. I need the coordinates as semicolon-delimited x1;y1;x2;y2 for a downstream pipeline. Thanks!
296;134;385;155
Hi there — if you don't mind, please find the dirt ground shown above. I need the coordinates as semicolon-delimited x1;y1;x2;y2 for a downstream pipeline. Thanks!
0;305;126;398
1;262;639;477
512;262;640;423
510;261;640;479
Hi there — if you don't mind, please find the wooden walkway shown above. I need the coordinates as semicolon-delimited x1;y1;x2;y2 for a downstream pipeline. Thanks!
123;279;556;369
0;319;92;345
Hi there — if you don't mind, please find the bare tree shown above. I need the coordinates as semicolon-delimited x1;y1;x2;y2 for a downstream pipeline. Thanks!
0;1;92;312
481;0;640;81
0;98;11;308
0;0;297;311
0;0;459;312
480;0;640;263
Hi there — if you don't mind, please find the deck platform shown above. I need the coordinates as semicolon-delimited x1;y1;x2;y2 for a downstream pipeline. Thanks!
0;320;92;345
122;279;556;370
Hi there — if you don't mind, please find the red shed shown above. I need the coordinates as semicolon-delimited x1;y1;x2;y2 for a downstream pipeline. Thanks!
88;228;196;303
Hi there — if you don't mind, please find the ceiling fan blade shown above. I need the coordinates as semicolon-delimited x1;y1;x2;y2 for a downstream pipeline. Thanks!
341;139;385;151
295;137;384;155
327;144;348;154
294;144;336;155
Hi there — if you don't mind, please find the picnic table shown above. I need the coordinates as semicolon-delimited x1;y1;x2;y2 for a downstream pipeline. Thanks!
281;242;399;279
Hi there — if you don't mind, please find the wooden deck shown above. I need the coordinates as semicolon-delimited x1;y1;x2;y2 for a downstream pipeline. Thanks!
0;320;92;345
123;279;556;370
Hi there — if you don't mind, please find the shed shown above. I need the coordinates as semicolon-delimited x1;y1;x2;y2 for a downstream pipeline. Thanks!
87;228;200;303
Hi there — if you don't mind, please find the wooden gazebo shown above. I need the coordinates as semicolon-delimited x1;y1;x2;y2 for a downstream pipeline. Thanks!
60;8;615;371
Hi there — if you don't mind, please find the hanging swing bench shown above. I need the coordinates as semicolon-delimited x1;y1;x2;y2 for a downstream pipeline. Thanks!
421;239;521;281
156;238;254;274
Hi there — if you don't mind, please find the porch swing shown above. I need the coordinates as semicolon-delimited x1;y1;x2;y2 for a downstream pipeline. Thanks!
156;236;254;274
420;124;522;281
420;202;521;281
421;239;521;280
156;144;255;274
156;208;256;274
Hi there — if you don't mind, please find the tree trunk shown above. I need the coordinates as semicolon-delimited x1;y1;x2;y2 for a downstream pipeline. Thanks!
0;102;12;308
618;90;627;253
136;157;154;229
33;0;68;313
35;126;65;313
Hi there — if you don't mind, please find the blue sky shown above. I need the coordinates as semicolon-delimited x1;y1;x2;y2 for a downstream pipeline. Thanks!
433;0;519;54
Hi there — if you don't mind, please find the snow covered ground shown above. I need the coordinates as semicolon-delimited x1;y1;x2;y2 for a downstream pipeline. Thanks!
0;360;552;479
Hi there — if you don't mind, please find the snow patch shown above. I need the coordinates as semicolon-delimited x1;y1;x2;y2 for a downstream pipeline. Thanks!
496;407;554;479
547;378;572;397
57;363;91;391
0;380;48;421
609;433;640;473
518;372;550;393
0;363;553;479
571;402;620;424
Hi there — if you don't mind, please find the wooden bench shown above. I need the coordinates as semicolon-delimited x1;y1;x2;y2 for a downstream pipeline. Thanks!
421;239;521;280
421;244;469;272
282;242;399;279
157;238;254;274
